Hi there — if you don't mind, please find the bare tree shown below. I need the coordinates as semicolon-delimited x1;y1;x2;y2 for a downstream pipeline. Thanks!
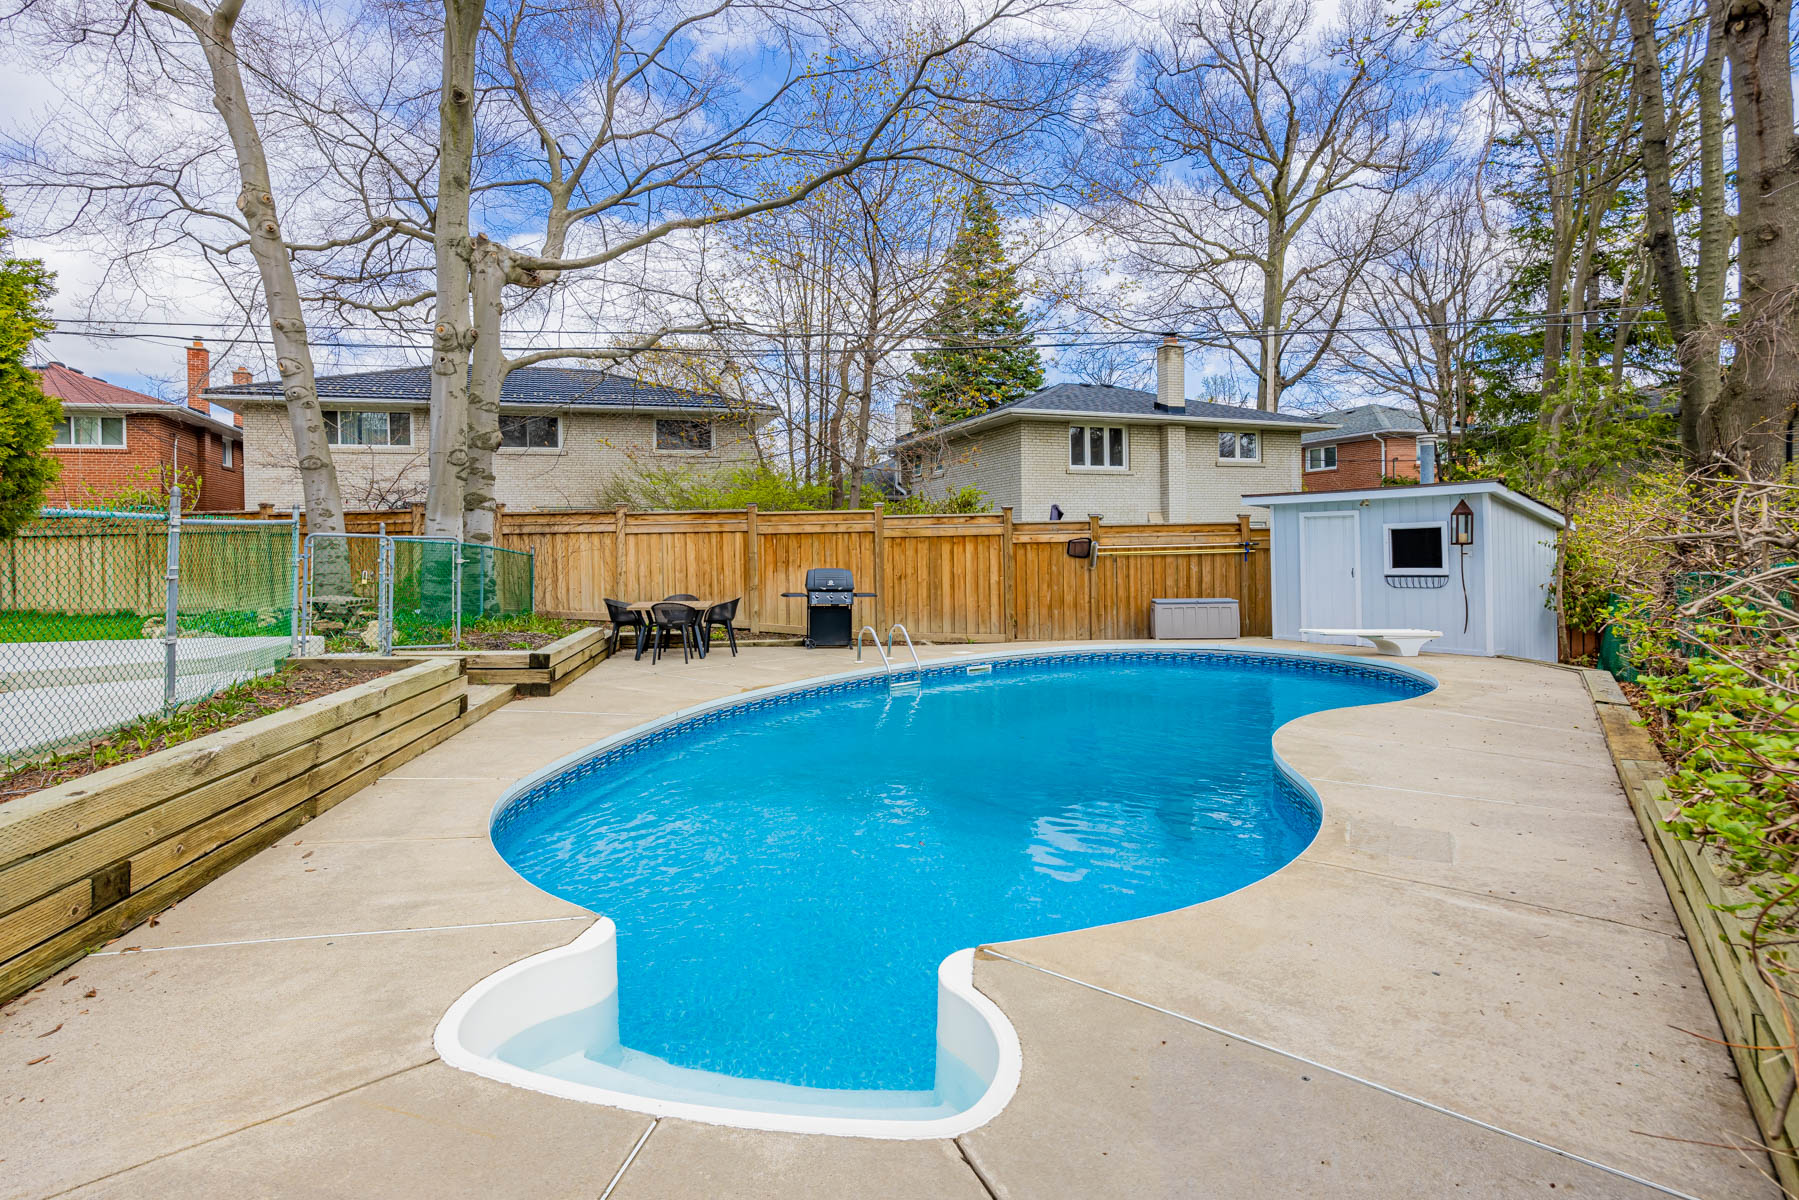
6;0;355;577
1082;0;1436;411
1331;176;1518;441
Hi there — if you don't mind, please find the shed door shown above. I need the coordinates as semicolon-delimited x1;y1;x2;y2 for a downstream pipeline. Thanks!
1299;512;1361;643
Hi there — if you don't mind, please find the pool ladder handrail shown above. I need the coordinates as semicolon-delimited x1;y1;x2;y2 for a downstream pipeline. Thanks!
855;623;922;687
886;623;922;678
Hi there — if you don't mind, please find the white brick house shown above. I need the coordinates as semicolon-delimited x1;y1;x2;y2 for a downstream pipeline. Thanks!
206;366;768;511
898;343;1333;523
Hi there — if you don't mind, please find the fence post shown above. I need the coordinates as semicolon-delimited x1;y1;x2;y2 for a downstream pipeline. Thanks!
163;486;183;713
1236;514;1252;626
871;503;885;635
612;505;629;602
1086;514;1101;641
1001;506;1015;642
743;504;759;634
289;512;301;656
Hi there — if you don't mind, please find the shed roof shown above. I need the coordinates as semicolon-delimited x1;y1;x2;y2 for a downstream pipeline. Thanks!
1243;479;1564;526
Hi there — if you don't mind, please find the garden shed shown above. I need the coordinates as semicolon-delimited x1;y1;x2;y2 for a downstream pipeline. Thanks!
1246;480;1564;663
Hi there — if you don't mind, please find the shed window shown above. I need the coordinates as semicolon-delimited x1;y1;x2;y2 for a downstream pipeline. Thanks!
1385;522;1447;575
1069;425;1126;469
500;414;560;448
324;410;411;446
1218;430;1259;461
1305;445;1336;471
655;419;713;451
53;415;126;447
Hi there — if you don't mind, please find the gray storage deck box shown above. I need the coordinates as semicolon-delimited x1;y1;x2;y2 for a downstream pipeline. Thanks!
1151;598;1240;639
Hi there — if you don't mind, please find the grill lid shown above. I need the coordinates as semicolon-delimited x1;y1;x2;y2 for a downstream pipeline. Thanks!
804;567;854;592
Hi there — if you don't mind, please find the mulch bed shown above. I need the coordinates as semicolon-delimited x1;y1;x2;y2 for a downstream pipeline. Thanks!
1618;679;1676;768
0;664;392;804
456;630;568;651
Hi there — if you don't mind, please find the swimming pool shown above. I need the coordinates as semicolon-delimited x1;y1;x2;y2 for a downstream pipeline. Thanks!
437;647;1433;1136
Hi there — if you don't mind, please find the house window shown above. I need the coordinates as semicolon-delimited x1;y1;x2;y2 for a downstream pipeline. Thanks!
500;414;561;449
1218;430;1260;462
222;437;234;468
1385;522;1448;575
324;410;411;446
655;418;713;451
1305;445;1336;471
1069;425;1126;469
53;415;126;447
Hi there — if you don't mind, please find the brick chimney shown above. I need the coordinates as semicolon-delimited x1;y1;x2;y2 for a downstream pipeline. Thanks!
1154;334;1186;412
186;339;211;415
232;367;253;385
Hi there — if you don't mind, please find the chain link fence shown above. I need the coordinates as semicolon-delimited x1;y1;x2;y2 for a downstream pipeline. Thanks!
300;532;534;653
0;496;302;762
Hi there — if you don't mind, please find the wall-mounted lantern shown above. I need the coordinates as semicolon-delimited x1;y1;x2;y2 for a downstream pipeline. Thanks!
1449;499;1474;546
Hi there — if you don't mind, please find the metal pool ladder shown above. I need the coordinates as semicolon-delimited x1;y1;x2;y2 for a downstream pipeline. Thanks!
856;623;922;687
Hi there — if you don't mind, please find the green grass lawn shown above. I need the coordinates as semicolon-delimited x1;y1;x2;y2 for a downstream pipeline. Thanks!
0;609;290;642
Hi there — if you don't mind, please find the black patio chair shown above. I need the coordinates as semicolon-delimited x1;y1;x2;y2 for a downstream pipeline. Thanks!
702;597;740;657
605;598;650;659
648;601;702;665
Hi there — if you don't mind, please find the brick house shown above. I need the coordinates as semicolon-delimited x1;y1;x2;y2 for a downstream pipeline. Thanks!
34;343;246;512
897;339;1332;523
207;365;769;511
1299;403;1436;493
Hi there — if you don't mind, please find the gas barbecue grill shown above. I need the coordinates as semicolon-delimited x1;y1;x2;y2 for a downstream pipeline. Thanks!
781;567;875;648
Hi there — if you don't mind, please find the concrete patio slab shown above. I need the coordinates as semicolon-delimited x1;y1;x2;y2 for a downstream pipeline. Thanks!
57;1062;648;1200
960;955;1693;1199
606;1121;989;1200
0;640;1773;1199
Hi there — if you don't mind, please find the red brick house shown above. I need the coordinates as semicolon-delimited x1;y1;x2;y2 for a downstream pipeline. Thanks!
35;341;247;512
1300;403;1436;493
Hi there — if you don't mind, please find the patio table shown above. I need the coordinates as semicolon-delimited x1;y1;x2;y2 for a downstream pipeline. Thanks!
627;598;737;661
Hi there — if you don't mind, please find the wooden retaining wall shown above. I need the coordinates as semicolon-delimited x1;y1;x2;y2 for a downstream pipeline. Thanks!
1586;669;1795;1190
0;660;512;1002
390;625;611;696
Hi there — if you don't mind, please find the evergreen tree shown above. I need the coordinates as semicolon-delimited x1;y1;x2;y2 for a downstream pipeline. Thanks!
0;194;59;538
907;187;1042;426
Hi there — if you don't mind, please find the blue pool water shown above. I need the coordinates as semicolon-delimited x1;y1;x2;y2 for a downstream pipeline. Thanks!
491;651;1428;1097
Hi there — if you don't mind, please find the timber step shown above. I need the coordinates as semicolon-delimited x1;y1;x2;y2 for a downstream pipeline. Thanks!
462;683;516;724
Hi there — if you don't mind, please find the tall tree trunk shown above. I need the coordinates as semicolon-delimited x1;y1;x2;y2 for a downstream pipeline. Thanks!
1258;224;1287;412
425;0;484;539
146;0;349;589
1624;0;1727;460
1716;0;1799;473
463;237;505;545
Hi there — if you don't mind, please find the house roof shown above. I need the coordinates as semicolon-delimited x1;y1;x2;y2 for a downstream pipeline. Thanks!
204;364;768;416
895;382;1332;447
33;362;243;439
1299;403;1431;445
1244;479;1564;526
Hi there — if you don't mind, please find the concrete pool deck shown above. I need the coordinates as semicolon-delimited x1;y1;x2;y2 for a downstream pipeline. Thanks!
0;640;1776;1198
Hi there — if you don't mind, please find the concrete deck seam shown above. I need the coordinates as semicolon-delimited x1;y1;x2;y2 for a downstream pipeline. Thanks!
1310;775;1633;818
981;949;1705;1200
87;915;590;956
39;1058;438;1200
597;1118;658;1200
953;1135;1003;1200
1303;857;1688;940
1417;707;1606;734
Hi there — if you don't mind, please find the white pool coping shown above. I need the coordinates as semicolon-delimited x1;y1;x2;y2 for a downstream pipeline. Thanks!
435;642;1438;1138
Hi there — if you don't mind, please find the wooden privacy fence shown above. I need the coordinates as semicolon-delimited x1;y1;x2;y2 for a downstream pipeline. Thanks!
494;507;1271;642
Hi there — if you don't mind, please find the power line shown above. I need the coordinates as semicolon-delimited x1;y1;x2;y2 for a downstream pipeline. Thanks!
42;305;1679;358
